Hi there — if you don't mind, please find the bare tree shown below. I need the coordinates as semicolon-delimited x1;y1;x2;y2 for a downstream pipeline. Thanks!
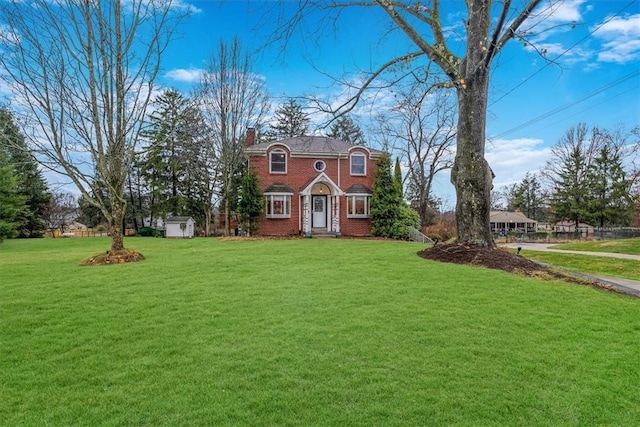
0;0;187;255
269;0;554;247
374;80;456;226
195;37;270;236
43;191;77;237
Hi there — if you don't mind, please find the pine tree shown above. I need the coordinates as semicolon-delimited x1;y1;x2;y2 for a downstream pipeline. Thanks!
140;90;208;222
237;168;264;236
394;157;403;196
327;115;365;145
268;99;310;140
0;150;26;242
512;173;546;221
549;145;591;228
371;153;404;238
0;108;50;237
588;144;634;227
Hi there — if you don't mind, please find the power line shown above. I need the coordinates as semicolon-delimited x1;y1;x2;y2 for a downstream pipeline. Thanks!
491;69;640;139
490;0;638;107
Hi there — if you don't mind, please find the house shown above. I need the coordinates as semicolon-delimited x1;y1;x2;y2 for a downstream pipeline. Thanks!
244;129;384;237
552;221;594;235
490;211;538;234
164;216;195;238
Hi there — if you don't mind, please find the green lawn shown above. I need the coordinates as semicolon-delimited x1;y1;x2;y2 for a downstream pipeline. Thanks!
516;238;640;281
1;237;639;426
518;251;640;281
550;237;640;255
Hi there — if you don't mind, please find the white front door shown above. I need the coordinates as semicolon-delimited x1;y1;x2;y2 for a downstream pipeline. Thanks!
312;196;327;228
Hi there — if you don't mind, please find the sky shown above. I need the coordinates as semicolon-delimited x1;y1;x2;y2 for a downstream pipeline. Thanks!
156;0;640;207
2;0;639;206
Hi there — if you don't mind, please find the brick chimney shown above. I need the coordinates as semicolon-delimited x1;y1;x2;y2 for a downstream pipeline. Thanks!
246;127;256;146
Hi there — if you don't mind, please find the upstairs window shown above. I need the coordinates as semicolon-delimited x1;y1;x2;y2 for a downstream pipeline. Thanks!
350;153;366;176
270;150;287;174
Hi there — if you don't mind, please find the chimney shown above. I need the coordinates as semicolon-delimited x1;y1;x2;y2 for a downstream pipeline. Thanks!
246;127;256;146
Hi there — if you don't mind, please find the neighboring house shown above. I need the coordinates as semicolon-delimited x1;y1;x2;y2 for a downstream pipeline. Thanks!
552;221;594;235
490;211;538;234
165;216;195;238
244;129;384;237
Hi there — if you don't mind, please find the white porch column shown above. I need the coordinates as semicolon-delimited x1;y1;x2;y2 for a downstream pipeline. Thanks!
333;195;341;235
302;194;311;237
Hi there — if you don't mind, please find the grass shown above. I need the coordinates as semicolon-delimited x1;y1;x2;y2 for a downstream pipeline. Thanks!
515;238;640;281
550;238;640;255
518;251;640;281
1;237;639;426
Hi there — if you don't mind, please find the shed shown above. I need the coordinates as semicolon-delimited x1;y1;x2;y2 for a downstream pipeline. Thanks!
165;216;195;238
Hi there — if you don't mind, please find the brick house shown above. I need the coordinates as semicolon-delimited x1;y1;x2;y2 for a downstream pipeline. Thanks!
244;128;384;237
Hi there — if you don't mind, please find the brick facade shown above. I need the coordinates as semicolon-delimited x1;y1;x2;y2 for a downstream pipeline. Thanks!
244;134;382;237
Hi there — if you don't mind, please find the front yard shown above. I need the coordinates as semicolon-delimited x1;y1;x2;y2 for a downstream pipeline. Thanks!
1;237;638;425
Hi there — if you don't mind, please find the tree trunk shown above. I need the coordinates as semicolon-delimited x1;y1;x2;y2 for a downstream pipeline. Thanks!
224;196;231;236
110;201;126;252
450;69;495;248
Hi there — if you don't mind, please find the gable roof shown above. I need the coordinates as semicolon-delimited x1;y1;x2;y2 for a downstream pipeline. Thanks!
166;216;193;223
245;135;384;158
489;211;536;223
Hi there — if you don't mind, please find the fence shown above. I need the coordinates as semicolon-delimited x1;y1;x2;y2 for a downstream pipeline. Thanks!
48;229;109;238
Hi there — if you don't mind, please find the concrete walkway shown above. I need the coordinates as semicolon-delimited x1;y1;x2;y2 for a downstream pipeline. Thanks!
502;243;640;297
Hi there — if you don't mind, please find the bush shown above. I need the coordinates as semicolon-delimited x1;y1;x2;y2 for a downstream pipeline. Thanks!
138;227;161;237
423;219;457;242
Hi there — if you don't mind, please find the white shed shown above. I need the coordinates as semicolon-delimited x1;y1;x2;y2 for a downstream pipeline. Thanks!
165;216;195;238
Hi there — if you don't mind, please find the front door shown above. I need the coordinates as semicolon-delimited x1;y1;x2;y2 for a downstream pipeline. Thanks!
312;196;327;228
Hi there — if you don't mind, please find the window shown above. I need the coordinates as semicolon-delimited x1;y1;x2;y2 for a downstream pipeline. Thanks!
314;160;326;172
350;153;366;175
265;194;291;218
347;195;370;218
270;150;287;173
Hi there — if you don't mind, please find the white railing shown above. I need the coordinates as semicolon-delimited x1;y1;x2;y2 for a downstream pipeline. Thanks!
407;226;435;244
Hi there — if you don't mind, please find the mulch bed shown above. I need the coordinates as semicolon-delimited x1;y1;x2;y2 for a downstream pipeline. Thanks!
417;243;620;292
79;249;145;266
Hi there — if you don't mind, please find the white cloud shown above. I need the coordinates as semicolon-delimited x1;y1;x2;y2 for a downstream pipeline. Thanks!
485;137;552;188
545;0;585;23
164;67;204;82
592;14;640;63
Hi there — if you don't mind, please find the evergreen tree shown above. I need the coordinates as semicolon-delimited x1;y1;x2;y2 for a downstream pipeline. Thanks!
512;173;547;221
140;90;208;222
327;115;365;145
371;153;405;238
237;168;264;236
588;144;634;227
0;108;50;237
0;150;25;242
549;144;591;228
267;99;310;140
394;157;403;196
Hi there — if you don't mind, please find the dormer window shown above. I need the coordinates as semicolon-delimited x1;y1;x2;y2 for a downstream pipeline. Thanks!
270;150;287;174
350;153;366;176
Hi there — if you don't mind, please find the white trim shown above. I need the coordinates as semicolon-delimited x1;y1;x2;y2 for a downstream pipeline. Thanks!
269;149;287;174
299;172;343;196
346;194;371;218
350;153;366;176
265;193;292;218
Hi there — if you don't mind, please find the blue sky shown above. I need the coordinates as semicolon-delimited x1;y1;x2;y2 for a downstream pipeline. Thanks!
159;0;640;206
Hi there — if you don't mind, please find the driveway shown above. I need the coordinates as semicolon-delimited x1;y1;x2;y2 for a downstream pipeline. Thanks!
502;243;640;296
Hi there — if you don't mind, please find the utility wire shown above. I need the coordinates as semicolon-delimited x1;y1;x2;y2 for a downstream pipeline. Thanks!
490;0;638;107
491;69;640;139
